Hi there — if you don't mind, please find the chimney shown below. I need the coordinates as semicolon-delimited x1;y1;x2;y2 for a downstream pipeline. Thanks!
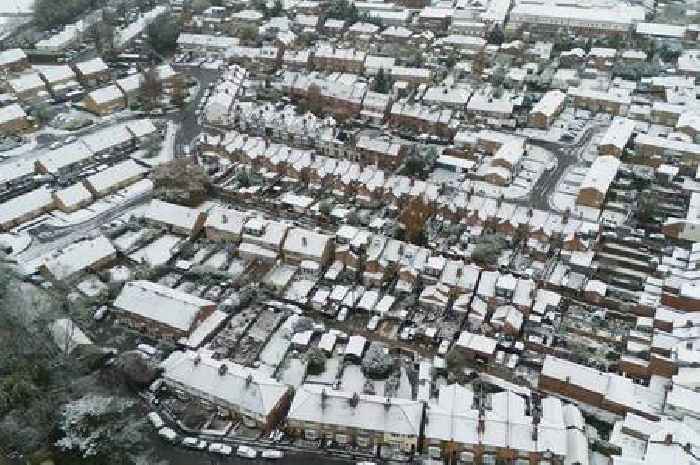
218;363;228;375
384;397;391;410
665;434;673;445
246;373;253;386
349;392;360;407
222;214;228;224
194;354;202;366
477;412;486;434
531;425;538;441
321;388;328;408
302;236;308;247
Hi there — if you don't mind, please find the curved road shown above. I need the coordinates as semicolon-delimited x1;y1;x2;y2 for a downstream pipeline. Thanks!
521;127;601;210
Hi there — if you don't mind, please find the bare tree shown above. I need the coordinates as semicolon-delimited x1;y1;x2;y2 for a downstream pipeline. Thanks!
141;67;163;111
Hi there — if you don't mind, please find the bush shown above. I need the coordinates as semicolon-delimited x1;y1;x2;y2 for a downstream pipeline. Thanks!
361;342;393;380
305;347;326;375
446;348;468;374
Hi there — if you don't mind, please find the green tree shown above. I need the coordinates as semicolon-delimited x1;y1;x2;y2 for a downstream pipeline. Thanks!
191;0;212;13
446;348;468;375
486;24;504;45
326;0;358;22
269;0;284;17
471;233;507;266
374;67;391;93
34;0;97;29
238;24;258;42
146;14;181;55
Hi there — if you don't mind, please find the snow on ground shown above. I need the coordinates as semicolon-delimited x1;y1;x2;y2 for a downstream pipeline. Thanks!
112;230;147;252
259;320;292;369
203;250;228;270
77;275;108;297
278;356;306;387
550;192;576;213
305;355;341;385
0;136;38;159
134;121;177;167
0;232;32;255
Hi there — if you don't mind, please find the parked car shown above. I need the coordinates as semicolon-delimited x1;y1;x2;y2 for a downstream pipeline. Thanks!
158;427;177;442
182;437;207;450
138;343;158;357
147;412;164;429
237;445;257;459
261;449;284;459
208;443;232;455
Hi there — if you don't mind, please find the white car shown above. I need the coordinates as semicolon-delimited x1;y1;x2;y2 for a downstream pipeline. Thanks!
64;136;77;144
182;437;207;450
137;343;157;357
158;427;177;442
49;141;62;150
208;443;233;455
261;449;284;459
237;445;257;459
147;412;164;429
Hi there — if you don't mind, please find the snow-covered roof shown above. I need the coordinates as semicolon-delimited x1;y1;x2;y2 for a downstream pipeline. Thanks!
144;199;205;233
36;141;93;173
0;48;26;66
40;235;115;281
600;117;636;150
0;103;26;124
288;384;423;437
456;331;497;355
115;280;215;332
74;57;109;76
84;159;147;195
81;124;133;153
161;350;288;418
0;186;53;227
86;84;124;105
282;227;333;261
53;182;92;209
530;90;565;117
579;155;621;194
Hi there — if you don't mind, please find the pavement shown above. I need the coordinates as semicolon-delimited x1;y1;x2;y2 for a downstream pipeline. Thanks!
521;126;601;210
169;65;222;158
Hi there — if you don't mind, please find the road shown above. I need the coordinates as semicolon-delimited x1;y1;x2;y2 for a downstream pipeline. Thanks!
17;191;151;264
149;439;354;465
521;127;601;210
169;65;222;156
